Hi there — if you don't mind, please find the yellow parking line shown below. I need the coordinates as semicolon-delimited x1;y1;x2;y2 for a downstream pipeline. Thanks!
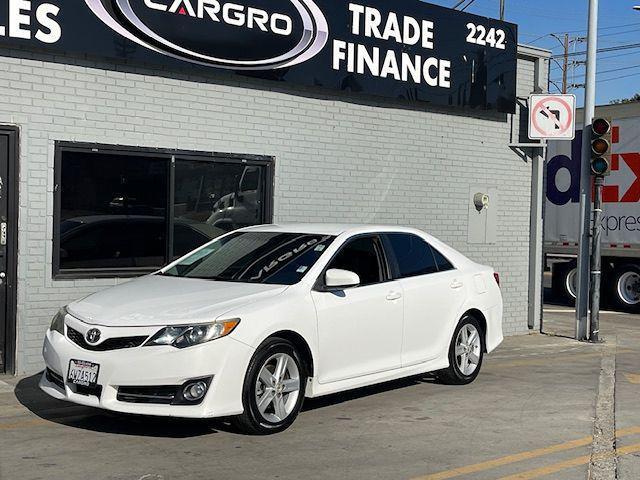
411;426;640;480
623;372;640;384
495;442;640;480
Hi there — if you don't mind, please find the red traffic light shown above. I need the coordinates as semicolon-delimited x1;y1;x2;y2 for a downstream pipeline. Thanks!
592;118;611;136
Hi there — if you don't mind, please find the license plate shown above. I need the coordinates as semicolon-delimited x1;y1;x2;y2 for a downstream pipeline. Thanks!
67;359;100;387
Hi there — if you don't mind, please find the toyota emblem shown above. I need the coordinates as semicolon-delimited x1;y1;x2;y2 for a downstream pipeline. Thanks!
85;328;101;344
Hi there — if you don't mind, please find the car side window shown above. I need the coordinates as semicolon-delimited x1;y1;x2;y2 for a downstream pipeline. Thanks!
384;233;438;279
326;236;384;286
431;246;455;272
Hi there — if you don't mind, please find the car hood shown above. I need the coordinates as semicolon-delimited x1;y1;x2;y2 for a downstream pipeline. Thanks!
68;275;288;327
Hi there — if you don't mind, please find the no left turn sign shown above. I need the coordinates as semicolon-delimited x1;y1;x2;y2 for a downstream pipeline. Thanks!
528;94;576;140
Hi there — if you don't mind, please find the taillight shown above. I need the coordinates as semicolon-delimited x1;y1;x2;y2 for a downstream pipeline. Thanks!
493;273;500;286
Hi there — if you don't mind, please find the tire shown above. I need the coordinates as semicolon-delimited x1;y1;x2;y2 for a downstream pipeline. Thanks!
233;337;307;435
552;261;577;305
437;315;485;386
611;264;640;313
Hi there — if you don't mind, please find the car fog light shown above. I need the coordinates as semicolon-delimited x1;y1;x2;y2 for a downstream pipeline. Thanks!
183;381;208;401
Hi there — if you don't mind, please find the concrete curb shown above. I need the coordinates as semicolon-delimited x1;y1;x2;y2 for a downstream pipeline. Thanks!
589;339;617;480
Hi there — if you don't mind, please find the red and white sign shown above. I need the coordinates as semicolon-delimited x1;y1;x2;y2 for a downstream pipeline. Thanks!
528;94;576;140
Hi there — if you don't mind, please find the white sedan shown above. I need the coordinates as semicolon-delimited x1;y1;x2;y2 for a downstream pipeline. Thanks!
41;224;503;434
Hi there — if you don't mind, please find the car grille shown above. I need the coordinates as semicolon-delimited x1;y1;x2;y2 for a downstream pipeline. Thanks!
45;368;65;389
66;326;148;351
117;386;179;405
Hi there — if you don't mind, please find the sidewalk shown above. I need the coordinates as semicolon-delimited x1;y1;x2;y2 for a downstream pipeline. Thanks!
542;305;640;480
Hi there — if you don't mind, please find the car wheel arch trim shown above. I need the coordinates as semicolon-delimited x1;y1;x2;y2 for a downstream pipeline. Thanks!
253;330;316;379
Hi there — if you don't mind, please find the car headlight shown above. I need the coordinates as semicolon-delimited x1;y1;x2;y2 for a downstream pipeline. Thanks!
50;306;67;335
144;319;240;349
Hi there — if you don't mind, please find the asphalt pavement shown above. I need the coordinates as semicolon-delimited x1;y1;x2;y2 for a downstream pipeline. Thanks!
0;304;638;480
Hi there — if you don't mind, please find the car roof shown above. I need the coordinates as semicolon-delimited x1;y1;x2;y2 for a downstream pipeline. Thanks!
240;223;431;237
240;224;477;269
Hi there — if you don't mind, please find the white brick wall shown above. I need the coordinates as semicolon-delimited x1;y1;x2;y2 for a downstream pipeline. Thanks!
0;47;547;374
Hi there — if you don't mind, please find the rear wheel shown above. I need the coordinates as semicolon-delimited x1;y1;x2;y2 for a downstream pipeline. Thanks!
612;264;640;313
233;338;306;435
437;315;485;385
552;261;577;304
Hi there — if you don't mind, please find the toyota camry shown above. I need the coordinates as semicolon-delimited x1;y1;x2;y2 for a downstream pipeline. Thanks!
41;224;503;434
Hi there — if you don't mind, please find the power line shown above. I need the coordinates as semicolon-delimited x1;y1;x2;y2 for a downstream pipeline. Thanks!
460;0;477;11
598;28;640;38
598;71;640;83
598;49;640;61
550;64;640;84
551;42;640;59
452;0;476;9
528;22;640;44
597;64;640;75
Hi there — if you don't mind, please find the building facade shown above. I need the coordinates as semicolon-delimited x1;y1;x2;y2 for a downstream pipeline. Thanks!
0;1;549;374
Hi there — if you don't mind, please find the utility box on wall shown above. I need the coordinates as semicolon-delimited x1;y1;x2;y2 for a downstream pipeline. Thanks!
468;187;498;244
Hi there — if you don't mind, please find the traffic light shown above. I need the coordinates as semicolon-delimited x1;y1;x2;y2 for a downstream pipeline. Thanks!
590;118;612;176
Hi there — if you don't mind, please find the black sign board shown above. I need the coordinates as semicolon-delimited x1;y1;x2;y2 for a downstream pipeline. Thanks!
0;0;518;112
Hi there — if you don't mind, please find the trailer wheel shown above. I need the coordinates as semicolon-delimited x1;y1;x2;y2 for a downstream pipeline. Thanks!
552;261;577;305
612;265;640;313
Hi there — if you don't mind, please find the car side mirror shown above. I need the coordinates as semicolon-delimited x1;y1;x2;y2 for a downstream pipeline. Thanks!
324;269;360;290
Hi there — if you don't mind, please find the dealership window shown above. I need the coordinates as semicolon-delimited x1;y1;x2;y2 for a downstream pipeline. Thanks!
54;143;273;278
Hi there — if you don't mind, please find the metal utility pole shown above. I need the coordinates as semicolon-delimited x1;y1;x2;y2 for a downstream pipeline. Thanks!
590;176;604;342
575;0;599;341
562;34;569;94
500;0;505;20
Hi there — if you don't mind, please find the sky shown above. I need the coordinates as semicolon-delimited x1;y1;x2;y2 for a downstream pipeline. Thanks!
427;0;640;106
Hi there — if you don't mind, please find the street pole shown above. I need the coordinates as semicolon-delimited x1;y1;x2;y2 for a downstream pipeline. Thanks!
590;176;604;342
575;0;599;341
562;33;569;94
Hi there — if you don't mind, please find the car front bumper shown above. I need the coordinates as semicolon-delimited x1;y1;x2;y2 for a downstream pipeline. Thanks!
40;324;254;419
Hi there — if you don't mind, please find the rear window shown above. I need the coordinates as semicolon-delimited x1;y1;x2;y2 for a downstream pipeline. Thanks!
431;246;455;272
384;233;438;278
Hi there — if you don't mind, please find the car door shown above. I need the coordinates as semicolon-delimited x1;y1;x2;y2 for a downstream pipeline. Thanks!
382;233;466;366
311;235;404;384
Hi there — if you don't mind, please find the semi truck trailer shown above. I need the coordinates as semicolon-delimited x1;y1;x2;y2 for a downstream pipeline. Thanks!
545;103;640;312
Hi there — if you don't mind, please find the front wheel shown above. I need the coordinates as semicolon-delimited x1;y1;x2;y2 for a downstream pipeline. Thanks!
233;338;307;435
437;315;485;385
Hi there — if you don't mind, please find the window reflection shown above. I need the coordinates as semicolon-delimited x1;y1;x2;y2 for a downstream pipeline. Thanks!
59;152;167;270
57;147;269;273
173;161;265;259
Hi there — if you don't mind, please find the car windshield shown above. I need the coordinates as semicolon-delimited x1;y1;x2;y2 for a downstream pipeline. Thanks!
161;231;336;285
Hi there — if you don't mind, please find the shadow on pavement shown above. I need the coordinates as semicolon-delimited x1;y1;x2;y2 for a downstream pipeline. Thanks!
14;374;227;437
15;372;440;437
303;374;439;412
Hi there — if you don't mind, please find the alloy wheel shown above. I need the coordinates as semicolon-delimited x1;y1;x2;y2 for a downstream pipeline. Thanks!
254;353;301;423
455;324;482;376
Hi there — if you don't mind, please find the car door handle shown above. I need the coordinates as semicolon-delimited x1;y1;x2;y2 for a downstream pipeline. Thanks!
386;291;402;301
450;280;464;290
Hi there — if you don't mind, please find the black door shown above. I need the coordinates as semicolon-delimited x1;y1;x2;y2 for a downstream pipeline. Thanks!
0;128;17;374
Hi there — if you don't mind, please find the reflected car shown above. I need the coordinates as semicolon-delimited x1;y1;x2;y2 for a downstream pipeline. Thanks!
59;215;227;270
207;166;261;231
41;224;503;434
